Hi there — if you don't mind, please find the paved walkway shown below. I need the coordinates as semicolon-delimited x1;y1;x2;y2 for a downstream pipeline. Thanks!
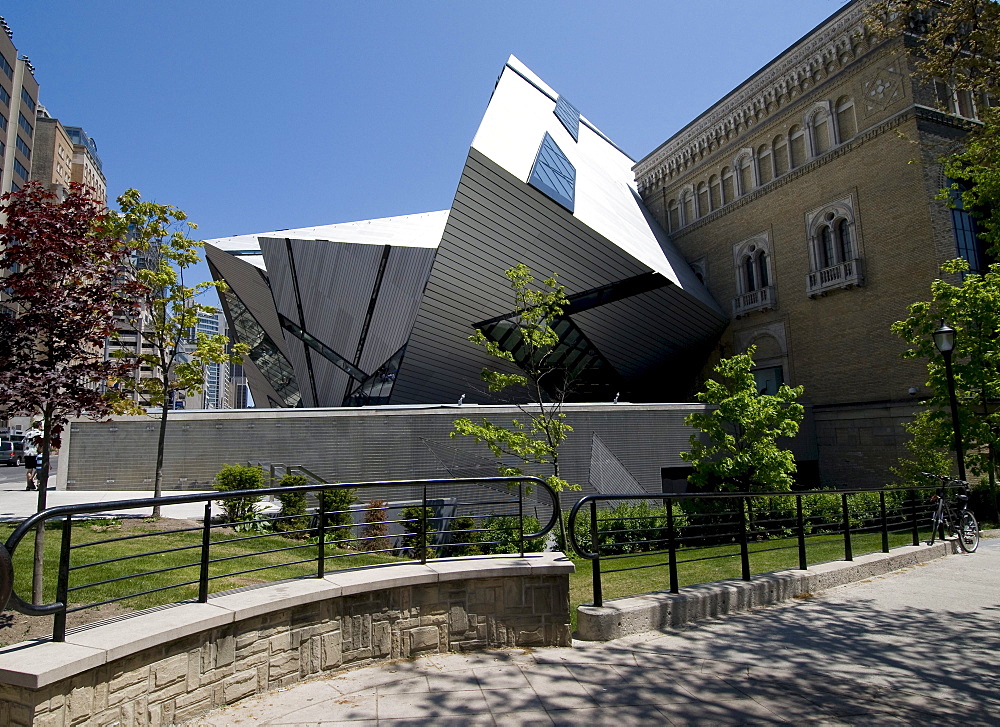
0;486;216;522
192;538;1000;726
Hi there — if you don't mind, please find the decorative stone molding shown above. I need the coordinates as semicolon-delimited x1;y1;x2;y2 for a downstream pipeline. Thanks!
635;0;876;191
0;554;573;726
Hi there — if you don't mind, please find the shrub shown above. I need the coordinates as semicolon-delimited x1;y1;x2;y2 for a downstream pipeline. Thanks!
359;499;391;552
400;505;437;560
573;501;687;555
479;514;545;555
214;464;266;526
443;516;483;556
318;486;357;547
273;474;311;538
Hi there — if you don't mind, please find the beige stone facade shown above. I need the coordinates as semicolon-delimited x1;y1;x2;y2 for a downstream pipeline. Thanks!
634;0;986;487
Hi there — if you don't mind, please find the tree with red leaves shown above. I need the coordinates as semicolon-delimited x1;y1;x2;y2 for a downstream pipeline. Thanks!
0;182;144;602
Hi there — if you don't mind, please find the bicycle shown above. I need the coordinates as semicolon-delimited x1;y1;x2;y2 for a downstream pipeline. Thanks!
920;473;979;553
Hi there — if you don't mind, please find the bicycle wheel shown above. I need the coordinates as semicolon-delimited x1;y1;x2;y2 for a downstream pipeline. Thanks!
957;511;979;553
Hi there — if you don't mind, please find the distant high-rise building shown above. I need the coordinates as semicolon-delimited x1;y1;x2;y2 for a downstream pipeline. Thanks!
63;125;105;204
193;310;232;409
0;17;39;196
30;107;74;199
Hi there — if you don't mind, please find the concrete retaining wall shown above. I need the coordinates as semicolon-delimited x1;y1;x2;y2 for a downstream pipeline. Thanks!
577;540;956;641
0;554;573;726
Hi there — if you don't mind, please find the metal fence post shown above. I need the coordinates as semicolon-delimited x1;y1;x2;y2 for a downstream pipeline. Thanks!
53;515;73;642
317;495;327;579
420;484;428;564
666;497;679;594
518;482;525;558
910;489;919;545
590;500;603;607
738;496;751;581
841;492;853;561
199;501;212;603
880;490;890;553
796;494;807;570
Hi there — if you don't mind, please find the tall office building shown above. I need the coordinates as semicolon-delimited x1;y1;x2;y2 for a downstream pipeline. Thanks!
193;310;232;409
0;17;38;196
30;106;74;199
63;125;106;204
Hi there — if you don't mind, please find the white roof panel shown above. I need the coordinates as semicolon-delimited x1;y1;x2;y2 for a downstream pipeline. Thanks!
203;210;449;270
471;56;721;314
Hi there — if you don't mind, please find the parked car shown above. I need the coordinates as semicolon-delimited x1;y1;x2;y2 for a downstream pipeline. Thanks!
1;436;24;466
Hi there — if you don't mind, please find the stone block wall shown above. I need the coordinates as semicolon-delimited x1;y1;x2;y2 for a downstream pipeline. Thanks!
0;559;572;726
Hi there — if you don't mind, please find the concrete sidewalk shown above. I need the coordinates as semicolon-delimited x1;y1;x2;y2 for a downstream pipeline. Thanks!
0;486;215;522
192;538;1000;726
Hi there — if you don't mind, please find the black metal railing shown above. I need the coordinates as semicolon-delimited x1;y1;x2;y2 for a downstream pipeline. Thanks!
567;485;962;607
0;476;558;641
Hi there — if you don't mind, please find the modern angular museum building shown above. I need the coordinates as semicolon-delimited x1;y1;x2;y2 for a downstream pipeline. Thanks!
203;0;988;489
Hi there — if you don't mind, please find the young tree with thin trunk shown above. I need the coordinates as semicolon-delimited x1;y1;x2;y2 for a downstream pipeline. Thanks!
104;190;247;519
451;264;582;545
0;182;143;603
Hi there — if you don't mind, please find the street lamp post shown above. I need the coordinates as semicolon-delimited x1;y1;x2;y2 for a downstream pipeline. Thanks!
932;321;966;481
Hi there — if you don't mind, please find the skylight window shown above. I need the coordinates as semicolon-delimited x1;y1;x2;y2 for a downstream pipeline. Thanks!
554;96;580;141
528;133;576;213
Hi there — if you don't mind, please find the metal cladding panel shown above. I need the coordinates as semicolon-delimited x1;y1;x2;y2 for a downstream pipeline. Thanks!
392;149;654;406
571;286;726;380
205;245;296;407
589;432;646;495
359;246;437;375
63;403;819;493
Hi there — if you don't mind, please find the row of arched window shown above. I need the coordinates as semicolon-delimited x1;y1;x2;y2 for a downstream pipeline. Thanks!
666;95;858;232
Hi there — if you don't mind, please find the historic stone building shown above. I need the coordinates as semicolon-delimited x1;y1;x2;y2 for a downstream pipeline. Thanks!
634;0;990;486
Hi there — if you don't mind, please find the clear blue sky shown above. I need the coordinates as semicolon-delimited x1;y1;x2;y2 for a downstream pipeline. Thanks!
7;1;847;298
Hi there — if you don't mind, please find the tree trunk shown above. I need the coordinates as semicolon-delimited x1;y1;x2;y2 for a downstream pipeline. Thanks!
31;404;54;605
152;401;170;519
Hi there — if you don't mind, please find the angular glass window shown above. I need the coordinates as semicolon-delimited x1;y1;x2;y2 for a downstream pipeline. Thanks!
344;345;406;407
220;287;302;407
554;96;580;141
528;132;576;213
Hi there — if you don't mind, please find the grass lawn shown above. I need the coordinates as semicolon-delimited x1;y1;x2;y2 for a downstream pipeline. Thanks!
2;519;933;637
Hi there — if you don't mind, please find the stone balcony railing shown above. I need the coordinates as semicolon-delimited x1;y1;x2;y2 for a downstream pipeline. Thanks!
732;285;776;317
806;258;863;297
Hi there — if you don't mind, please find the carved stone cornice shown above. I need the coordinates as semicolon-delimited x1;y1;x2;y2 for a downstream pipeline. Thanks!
635;0;879;192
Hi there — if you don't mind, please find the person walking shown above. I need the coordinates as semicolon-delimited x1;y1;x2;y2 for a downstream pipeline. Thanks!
22;423;41;491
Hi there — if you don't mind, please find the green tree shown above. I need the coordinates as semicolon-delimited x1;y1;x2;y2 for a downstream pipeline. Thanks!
0;183;143;602
105;190;248;518
891;259;1000;487
680;346;805;492
451;265;575;491
450;264;582;546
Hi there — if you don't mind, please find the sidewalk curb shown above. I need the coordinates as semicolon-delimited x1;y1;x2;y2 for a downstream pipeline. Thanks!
576;539;959;641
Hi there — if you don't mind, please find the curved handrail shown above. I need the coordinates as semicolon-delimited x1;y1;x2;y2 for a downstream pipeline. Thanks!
1;475;557;619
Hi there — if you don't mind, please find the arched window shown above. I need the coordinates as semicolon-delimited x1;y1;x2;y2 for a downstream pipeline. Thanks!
837;219;852;260
813;209;856;269
789;125;806;168
721;167;735;204
681;189;695;226
835;96;856;141
667;199;680;232
773;135;788;176
709;174;721;210
757;144;773;185
743;254;756;292
811;110;832;155
696;182;709;218
732;235;775;317
737;154;754;196
806;198;863;295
